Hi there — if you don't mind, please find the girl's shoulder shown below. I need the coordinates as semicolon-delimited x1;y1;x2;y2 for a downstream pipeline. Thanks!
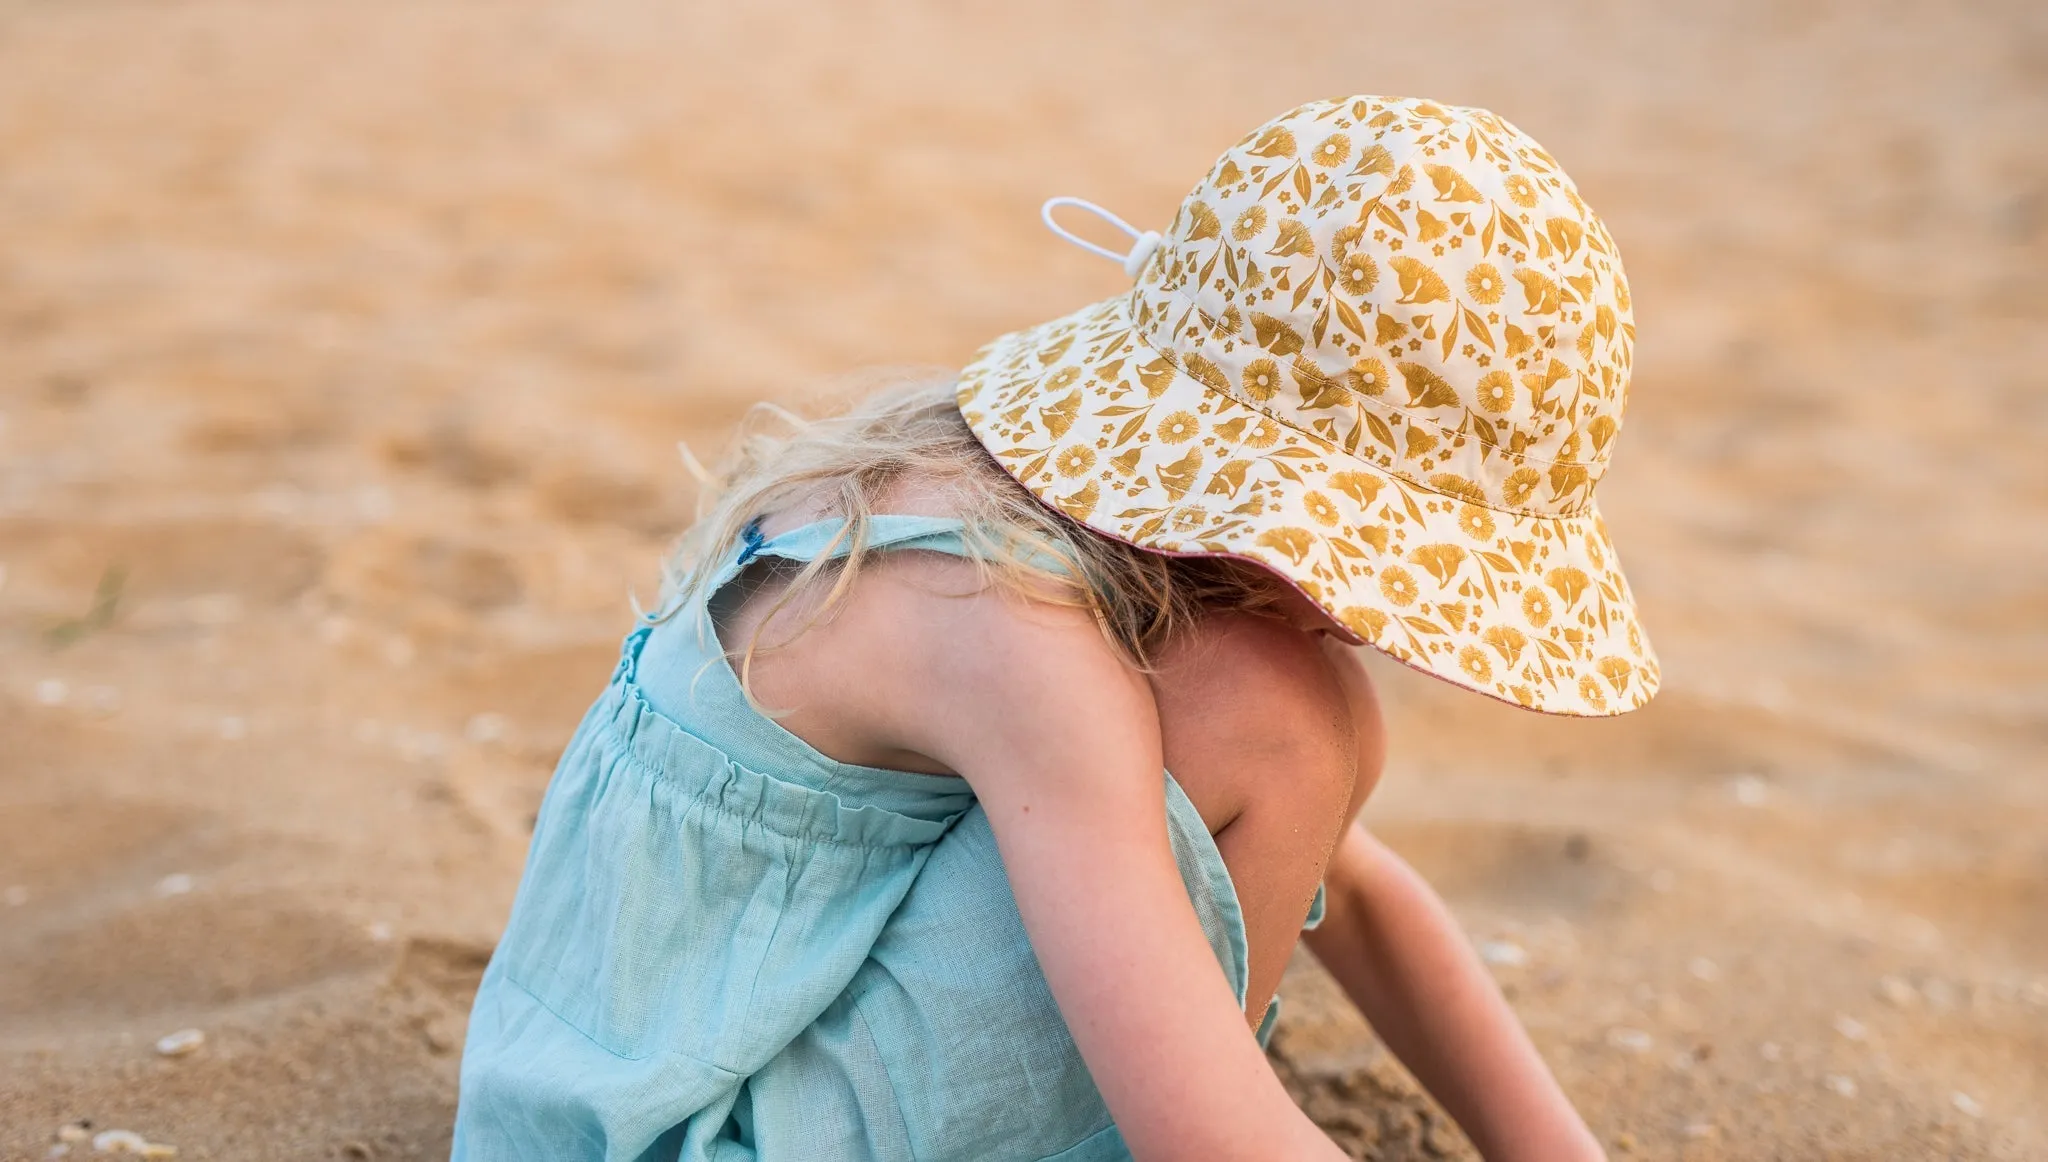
719;502;1137;778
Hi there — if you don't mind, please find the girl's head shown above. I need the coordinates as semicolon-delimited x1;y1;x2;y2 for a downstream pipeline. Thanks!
665;377;1307;672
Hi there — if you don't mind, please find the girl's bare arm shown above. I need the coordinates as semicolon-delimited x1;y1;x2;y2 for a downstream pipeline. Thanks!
845;566;1348;1162
1305;824;1605;1162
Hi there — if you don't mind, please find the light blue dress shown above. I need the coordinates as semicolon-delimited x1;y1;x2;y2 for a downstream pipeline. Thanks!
454;515;1316;1161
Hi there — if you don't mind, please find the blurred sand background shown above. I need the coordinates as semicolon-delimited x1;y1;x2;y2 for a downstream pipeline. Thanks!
2;0;2045;1157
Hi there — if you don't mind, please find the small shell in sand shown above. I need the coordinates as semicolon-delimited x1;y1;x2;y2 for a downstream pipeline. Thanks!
154;1029;205;1057
90;1129;177;1156
1477;939;1528;967
1605;1027;1654;1053
152;874;193;898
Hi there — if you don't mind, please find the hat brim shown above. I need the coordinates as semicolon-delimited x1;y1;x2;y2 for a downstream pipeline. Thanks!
958;293;1660;717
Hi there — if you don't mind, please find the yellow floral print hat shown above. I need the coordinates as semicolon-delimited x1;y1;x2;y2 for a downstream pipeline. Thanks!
958;96;1659;716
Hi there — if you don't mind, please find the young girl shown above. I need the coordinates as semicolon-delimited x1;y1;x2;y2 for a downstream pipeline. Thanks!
455;95;1658;1161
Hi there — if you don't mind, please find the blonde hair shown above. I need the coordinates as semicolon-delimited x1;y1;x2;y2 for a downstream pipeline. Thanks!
661;376;1287;681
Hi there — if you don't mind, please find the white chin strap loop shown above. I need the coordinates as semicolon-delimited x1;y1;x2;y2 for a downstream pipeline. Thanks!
1041;196;1163;280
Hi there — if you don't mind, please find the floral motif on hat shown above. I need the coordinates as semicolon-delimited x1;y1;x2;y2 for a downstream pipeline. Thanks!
959;96;1658;716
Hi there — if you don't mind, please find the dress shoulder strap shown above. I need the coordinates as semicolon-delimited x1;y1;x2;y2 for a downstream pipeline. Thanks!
735;514;975;569
651;512;1065;627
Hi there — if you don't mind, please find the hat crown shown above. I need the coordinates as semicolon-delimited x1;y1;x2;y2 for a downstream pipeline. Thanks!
1129;96;1633;518
955;95;1661;717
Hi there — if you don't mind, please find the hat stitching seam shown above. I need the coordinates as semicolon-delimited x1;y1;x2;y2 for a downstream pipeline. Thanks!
1138;279;1613;481
1101;296;1601;520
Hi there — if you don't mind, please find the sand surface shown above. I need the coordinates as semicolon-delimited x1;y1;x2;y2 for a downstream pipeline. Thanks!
2;0;2045;1157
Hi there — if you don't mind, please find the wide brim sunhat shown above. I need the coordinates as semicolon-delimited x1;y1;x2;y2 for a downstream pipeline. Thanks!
959;96;1659;716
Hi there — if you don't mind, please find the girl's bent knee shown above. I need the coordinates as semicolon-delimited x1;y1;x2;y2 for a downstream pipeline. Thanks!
1152;613;1363;835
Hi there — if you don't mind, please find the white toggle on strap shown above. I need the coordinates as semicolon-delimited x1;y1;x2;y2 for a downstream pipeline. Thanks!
1041;196;1163;279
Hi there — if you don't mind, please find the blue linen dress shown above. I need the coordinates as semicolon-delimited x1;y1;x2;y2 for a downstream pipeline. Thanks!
454;515;1315;1161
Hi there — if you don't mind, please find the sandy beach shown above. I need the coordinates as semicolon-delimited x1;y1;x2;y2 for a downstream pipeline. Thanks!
2;0;2044;1157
